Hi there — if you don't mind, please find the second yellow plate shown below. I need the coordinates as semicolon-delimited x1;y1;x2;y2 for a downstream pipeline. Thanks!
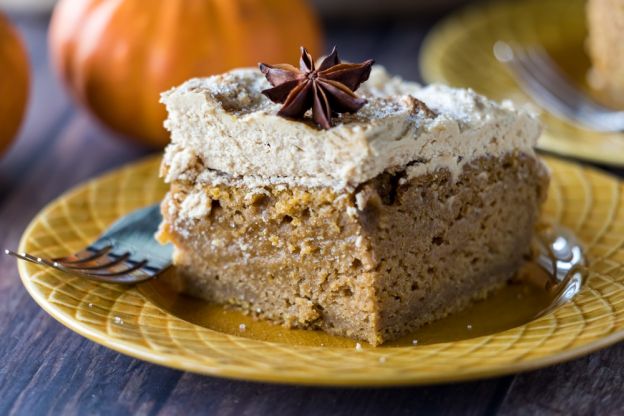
420;0;624;166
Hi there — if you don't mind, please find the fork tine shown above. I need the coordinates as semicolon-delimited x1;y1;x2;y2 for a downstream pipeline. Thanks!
69;261;156;284
495;41;581;114
56;252;131;270
521;47;618;126
5;250;98;277
526;47;620;114
508;53;580;120
74;260;149;277
5;250;41;265
42;254;148;277
83;268;155;283
6;248;157;284
499;43;595;123
52;245;112;264
44;255;155;283
522;47;592;108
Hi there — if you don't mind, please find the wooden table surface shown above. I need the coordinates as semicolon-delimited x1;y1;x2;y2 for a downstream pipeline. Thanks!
1;13;623;416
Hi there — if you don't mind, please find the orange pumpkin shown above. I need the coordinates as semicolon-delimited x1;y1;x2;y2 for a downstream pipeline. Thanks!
0;13;29;157
49;0;323;148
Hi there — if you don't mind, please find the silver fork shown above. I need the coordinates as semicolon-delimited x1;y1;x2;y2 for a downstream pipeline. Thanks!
493;40;624;132
5;204;172;284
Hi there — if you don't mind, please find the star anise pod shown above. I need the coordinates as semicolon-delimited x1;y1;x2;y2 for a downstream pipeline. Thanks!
259;47;374;129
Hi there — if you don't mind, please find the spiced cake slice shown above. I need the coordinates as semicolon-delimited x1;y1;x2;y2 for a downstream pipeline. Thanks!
157;64;549;346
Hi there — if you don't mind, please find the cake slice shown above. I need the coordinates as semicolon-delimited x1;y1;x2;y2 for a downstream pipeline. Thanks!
157;63;549;346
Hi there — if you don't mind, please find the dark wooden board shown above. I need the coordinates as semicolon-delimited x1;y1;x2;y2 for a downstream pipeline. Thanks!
0;14;622;416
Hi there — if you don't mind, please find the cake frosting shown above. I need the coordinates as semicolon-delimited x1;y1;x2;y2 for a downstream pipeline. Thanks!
161;66;541;190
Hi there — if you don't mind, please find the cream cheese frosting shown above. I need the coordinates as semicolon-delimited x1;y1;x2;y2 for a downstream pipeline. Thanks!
161;66;541;189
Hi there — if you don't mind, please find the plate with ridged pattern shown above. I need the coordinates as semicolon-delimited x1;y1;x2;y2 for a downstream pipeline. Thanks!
15;155;624;386
420;0;624;166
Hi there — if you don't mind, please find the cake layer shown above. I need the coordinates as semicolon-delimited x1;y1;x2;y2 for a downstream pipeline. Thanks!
161;67;542;189
157;152;549;345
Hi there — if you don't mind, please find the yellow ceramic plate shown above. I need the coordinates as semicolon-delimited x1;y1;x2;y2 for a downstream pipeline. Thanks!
16;155;624;386
420;0;624;166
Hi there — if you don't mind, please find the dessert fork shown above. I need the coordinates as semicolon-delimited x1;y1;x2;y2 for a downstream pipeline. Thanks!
493;41;624;132
5;204;172;284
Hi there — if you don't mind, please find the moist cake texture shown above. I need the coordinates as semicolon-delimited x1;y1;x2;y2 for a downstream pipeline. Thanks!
158;66;549;345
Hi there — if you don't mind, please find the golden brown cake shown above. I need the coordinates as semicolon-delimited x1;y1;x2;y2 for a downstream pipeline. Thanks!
587;0;624;108
157;66;549;346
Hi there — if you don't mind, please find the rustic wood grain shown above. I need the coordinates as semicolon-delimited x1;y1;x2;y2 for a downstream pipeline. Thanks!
497;345;624;415
0;13;622;416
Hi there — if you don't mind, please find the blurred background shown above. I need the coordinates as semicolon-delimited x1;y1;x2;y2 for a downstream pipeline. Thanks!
0;0;477;163
0;0;621;183
0;0;473;17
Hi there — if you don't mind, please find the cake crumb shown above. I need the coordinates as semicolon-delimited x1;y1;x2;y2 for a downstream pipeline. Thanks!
211;238;225;248
346;206;358;218
300;241;317;255
412;339;418;345
355;192;367;211
269;235;281;247
355;342;363;351
239;323;247;332
179;191;211;219
355;235;364;248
